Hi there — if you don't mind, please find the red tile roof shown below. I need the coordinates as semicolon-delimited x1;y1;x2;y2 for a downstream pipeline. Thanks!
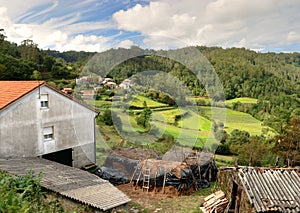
0;81;45;110
0;81;98;113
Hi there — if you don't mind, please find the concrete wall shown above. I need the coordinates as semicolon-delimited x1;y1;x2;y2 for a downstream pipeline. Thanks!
0;85;96;167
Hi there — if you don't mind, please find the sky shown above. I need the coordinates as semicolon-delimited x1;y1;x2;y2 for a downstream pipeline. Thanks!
0;0;300;53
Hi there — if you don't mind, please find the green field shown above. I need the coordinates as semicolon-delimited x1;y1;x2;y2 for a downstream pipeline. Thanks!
150;109;215;148
226;97;258;104
129;95;168;108
84;99;112;110
90;95;274;154
152;108;185;124
189;96;258;106
188;96;211;105
198;106;274;136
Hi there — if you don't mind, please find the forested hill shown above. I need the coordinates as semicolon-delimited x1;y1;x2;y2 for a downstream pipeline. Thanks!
0;29;299;102
105;46;300;101
200;46;300;98
0;29;94;80
94;46;299;134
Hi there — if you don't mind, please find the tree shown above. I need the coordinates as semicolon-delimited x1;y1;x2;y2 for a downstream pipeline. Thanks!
236;136;275;166
51;62;69;78
227;129;250;154
98;109;122;132
0;29;7;49
136;101;152;129
273;117;300;166
19;39;40;63
43;55;55;72
227;129;250;145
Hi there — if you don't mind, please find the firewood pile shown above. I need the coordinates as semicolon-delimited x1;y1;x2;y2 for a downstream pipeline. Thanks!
199;190;228;213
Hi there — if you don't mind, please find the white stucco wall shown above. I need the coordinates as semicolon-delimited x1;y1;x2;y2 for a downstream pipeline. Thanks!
0;85;97;167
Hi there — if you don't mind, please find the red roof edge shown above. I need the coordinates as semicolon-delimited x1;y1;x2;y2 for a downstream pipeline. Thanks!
0;81;45;110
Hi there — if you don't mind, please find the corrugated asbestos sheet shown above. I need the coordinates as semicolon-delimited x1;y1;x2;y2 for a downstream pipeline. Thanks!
238;167;300;212
0;158;130;211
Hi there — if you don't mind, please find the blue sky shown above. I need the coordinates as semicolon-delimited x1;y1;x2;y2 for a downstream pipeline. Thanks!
0;0;300;52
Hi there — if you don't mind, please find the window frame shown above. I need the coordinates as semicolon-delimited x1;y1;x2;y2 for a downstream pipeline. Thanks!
43;126;54;142
40;94;49;109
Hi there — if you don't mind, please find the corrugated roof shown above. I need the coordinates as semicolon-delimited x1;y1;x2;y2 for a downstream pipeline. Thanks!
0;81;44;109
0;158;131;211
238;167;300;212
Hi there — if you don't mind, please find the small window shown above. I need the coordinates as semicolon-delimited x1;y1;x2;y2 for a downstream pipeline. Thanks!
43;126;54;141
40;94;49;108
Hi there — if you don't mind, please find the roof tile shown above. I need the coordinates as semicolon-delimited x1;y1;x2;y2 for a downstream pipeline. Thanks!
0;81;44;109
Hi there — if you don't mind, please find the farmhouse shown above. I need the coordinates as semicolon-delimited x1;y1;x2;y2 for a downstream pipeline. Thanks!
0;81;97;168
213;167;300;213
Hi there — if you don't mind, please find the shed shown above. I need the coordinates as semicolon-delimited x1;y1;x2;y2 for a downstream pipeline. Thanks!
0;157;131;212
217;167;300;212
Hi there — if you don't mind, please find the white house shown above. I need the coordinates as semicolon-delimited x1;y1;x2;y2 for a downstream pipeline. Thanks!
119;79;132;90
0;81;98;168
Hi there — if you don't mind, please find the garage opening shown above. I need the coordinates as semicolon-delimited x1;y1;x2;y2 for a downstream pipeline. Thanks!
42;148;73;167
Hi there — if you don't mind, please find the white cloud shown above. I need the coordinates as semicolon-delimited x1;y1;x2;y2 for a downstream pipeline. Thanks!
0;1;115;52
113;0;300;51
1;0;300;52
55;34;110;52
287;31;300;43
115;39;134;49
0;0;52;20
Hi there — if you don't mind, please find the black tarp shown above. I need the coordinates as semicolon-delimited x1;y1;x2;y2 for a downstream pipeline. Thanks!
95;167;129;185
131;166;210;191
95;154;217;190
95;155;139;185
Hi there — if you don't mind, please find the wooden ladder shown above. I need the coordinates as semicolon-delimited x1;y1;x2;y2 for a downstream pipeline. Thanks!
142;168;151;192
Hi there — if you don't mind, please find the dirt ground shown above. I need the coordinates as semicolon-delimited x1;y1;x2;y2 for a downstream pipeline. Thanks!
117;183;209;213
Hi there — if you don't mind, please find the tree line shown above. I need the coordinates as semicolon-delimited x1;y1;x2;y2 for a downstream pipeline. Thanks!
0;29;93;82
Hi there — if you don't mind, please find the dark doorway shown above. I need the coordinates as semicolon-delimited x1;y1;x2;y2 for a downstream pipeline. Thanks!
42;148;73;167
228;181;238;212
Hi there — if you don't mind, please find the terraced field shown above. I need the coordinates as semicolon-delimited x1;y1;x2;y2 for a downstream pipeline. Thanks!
89;95;273;154
198;106;275;136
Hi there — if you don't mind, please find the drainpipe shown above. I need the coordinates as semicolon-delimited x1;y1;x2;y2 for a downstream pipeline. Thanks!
93;116;97;164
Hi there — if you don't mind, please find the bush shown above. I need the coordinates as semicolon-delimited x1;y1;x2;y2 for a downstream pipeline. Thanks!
0;171;65;212
216;143;231;155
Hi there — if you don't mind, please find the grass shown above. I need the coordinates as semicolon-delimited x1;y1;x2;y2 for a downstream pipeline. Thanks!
214;154;235;167
125;182;220;213
150;109;215;148
178;111;211;132
95;125;121;165
199;106;266;136
189;96;258;106
226;97;258;104
129;95;168;108
84;99;112;110
152;108;185;124
89;95;274;155
188;96;211;105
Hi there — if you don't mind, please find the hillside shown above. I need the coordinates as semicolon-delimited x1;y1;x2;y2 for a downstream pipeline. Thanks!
1;32;299;167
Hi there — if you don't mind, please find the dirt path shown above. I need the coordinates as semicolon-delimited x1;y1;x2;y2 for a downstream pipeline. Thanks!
117;183;208;213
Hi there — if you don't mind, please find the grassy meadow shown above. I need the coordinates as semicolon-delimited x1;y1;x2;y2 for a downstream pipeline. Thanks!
88;94;273;161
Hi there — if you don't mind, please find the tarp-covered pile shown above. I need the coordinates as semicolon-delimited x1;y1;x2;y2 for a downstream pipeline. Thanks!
131;159;210;192
95;155;139;185
95;151;218;194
